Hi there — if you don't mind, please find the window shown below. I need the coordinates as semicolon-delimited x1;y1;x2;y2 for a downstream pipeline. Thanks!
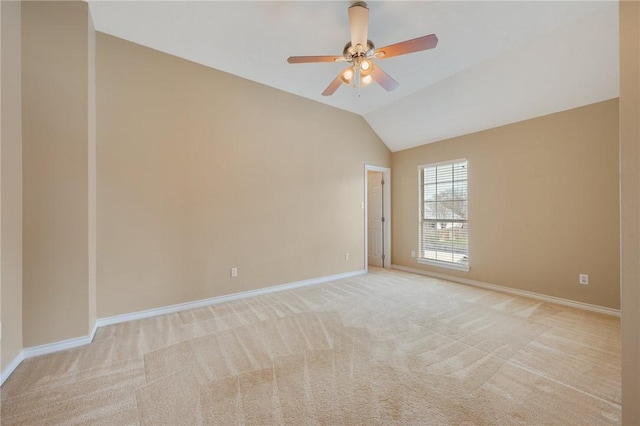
418;159;468;271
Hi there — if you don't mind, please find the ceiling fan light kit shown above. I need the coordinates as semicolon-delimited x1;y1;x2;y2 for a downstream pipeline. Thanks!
287;1;438;97
340;67;354;84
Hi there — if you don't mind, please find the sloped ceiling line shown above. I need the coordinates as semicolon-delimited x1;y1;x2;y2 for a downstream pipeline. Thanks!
87;1;619;152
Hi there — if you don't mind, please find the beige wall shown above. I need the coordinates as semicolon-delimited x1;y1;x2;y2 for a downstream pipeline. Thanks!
392;99;620;309
1;0;23;371
22;1;92;346
620;1;640;423
96;34;390;317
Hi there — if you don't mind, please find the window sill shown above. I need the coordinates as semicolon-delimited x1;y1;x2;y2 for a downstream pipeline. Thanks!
417;258;470;272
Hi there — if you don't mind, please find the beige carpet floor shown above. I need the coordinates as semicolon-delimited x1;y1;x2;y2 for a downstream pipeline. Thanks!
1;268;620;425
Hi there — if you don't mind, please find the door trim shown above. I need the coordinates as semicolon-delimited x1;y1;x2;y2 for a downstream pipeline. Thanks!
364;165;391;272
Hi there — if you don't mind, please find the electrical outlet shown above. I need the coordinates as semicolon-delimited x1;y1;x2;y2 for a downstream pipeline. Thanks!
411;250;416;258
579;274;589;285
345;253;350;261
231;267;238;278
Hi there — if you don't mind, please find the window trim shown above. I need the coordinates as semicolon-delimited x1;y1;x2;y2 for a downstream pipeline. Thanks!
417;159;470;272
417;257;470;272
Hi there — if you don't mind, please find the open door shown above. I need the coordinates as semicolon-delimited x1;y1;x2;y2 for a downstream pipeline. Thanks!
365;165;391;270
368;171;384;267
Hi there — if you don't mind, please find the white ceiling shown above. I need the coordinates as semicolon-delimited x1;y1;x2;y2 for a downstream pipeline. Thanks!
87;1;619;152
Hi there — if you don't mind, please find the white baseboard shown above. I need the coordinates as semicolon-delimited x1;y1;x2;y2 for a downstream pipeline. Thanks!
0;269;366;386
1;334;94;387
391;264;621;317
0;350;24;386
23;334;94;359
96;269;366;328
89;320;100;342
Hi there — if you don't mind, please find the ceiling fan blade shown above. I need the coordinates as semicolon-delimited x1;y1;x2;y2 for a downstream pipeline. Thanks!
287;56;344;64
322;71;346;96
348;2;369;52
375;34;438;59
371;64;399;92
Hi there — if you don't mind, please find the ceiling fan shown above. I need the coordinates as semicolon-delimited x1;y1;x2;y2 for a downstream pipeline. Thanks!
287;1;438;96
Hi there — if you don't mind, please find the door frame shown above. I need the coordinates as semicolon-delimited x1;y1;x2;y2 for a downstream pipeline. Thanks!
364;165;391;272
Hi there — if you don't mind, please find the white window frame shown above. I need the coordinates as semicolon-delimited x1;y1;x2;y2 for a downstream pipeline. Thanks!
417;159;469;272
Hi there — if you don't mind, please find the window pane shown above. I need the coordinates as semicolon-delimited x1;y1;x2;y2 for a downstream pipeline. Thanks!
452;200;467;220
436;251;454;263
423;202;437;220
453;179;467;200
423;184;437;201
437;201;454;220
453;162;467;181
423;168;437;185
437;184;454;202
419;160;468;266
436;164;453;183
454;224;468;250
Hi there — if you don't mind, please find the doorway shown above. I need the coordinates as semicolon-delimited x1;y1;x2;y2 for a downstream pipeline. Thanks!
365;165;391;270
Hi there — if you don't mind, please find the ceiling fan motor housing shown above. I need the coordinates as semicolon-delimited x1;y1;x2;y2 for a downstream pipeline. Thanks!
343;40;375;61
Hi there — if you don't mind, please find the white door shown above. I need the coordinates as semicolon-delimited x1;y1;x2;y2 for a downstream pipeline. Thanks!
368;171;384;267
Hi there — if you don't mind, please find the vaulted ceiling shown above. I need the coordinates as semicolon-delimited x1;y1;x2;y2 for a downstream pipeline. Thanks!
88;1;619;152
